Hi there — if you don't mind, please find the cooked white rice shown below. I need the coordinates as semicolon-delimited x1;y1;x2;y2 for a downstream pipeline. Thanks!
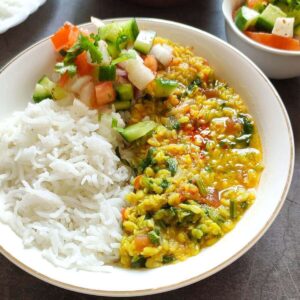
0;99;132;271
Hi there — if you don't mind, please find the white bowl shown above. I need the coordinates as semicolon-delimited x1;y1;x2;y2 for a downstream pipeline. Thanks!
222;0;300;79
0;18;294;296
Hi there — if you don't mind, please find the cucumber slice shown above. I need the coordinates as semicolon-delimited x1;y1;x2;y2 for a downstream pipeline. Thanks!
116;120;157;143
116;83;134;101
121;19;139;42
32;83;52;103
114;100;131;111
52;86;67;100
99;19;139;48
153;78;178;98
107;42;120;59
99;64;116;81
235;6;259;31
99;22;122;43
256;4;287;32
32;76;67;102
39;76;56;91
134;30;156;54
32;76;56;103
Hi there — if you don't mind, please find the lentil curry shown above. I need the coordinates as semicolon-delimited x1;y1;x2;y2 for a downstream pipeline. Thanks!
119;37;263;269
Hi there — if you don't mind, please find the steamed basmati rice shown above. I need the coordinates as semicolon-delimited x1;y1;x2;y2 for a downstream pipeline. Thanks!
0;99;132;271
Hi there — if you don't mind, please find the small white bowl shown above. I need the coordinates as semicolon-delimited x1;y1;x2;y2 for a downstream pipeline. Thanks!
223;0;300;79
0;18;294;296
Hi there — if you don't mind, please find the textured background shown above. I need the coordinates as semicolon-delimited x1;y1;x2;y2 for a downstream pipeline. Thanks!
0;0;299;299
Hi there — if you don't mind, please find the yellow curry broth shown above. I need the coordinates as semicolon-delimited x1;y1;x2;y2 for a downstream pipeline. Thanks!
120;38;263;269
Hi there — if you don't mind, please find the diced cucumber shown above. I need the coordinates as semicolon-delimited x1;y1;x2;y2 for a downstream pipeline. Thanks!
99;64;116;81
99;19;139;49
134;30;156;54
39;76;56;91
114;100;131;111
153;78;178;98
121;18;139;43
32;76;56;103
235;6;260;31
116;83;133;101
52;86;67;100
116;120;157;143
107;42;120;59
32;83;52;103
295;24;300;37
32;75;67;103
99;22;122;43
256;4;287;32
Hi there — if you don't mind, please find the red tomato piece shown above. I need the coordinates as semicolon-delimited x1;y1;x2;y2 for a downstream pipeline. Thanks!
134;235;150;251
75;51;93;76
245;32;300;51
95;81;116;107
51;22;79;51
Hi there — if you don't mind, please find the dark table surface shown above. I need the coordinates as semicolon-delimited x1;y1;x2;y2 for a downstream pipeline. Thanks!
0;0;299;299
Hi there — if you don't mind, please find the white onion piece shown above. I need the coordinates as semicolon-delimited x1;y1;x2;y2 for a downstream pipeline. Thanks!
69;76;92;94
79;82;94;106
118;49;143;69
126;60;155;90
90;16;105;28
98;40;111;66
150;43;173;66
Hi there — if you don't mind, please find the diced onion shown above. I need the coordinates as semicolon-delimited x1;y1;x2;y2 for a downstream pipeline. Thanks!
126;61;155;90
90;16;105;28
79;81;95;106
117;49;154;90
150;43;173;66
69;75;92;94
98;40;111;66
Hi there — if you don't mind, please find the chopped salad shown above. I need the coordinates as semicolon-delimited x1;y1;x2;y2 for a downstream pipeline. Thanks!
33;18;174;116
234;0;300;50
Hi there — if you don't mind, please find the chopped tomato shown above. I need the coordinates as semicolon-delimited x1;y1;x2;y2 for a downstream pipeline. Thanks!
225;118;242;135
204;188;221;208
134;175;142;190
75;51;93;76
58;73;69;87
95;81;116;107
51;22;79;51
134;235;150;251
144;55;158;72
245;32;300;51
204;89;219;99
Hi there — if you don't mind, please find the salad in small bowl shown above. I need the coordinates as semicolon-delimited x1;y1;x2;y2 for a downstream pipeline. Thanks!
223;0;300;78
235;0;300;51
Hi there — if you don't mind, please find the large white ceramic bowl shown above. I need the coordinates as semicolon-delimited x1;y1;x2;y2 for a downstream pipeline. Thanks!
0;18;294;296
223;0;300;79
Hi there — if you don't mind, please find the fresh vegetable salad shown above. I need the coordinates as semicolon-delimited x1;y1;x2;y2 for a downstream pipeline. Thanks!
33;18;264;269
234;0;300;50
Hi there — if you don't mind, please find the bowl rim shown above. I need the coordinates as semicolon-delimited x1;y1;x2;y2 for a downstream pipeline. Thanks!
222;0;300;56
0;17;295;297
